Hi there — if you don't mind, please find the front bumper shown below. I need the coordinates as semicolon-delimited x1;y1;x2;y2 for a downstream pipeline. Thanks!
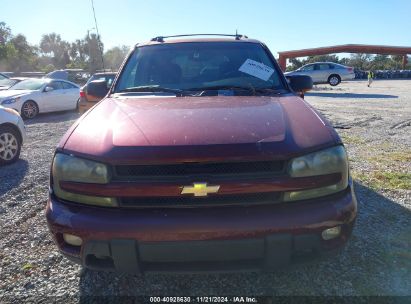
17;117;27;144
46;185;357;273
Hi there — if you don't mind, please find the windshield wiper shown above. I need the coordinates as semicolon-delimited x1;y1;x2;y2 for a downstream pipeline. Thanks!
187;85;256;93
254;87;284;95
118;86;184;96
186;85;283;96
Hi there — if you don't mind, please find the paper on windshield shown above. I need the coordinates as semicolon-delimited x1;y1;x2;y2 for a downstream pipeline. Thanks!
238;59;274;81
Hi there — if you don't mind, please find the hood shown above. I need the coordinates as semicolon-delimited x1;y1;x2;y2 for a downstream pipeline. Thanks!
61;95;338;164
0;89;33;100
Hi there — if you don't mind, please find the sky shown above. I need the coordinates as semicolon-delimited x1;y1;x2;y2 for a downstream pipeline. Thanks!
1;0;411;56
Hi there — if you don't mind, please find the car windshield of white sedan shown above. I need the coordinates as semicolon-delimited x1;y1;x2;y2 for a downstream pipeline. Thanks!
0;78;16;87
114;42;285;93
11;79;47;90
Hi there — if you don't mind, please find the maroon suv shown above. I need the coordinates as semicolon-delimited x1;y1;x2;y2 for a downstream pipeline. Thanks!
46;34;357;273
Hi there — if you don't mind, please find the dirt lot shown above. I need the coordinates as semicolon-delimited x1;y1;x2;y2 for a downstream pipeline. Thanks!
0;80;410;301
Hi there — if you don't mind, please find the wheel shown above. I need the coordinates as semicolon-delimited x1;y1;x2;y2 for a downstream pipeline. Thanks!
328;74;341;86
21;100;39;119
0;126;21;165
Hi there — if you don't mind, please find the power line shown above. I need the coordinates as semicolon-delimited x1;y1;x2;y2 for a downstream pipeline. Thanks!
90;0;105;71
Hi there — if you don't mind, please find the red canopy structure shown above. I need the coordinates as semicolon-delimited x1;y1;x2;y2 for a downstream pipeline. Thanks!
277;44;411;71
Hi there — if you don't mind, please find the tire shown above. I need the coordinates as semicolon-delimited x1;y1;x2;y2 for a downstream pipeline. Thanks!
328;74;341;86
0;125;21;165
76;98;80;112
21;100;39;119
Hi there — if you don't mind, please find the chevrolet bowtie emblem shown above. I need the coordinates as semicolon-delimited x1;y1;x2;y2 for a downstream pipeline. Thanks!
181;182;220;197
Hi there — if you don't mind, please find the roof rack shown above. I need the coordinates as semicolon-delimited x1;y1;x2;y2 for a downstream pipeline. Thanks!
150;34;248;42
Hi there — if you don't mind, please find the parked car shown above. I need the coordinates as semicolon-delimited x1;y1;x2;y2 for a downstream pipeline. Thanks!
0;77;30;91
0;72;10;89
0;78;17;91
285;62;355;86
46;34;357;273
0;78;80;119
78;72;117;113
20;72;45;78
0;105;26;165
0;72;13;78
45;69;88;85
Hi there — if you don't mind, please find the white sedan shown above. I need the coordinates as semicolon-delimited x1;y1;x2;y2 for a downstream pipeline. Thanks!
0;78;80;119
0;105;26;165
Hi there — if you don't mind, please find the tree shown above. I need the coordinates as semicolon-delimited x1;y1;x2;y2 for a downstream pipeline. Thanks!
104;45;130;71
305;54;340;64
286;58;304;71
390;55;404;70
346;53;373;70
0;22;38;72
8;34;38;72
40;33;70;69
66;39;88;69
0;22;12;59
84;33;104;72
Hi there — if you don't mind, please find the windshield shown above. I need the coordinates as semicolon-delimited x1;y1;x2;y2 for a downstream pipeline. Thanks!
0;78;16;87
87;74;116;86
10;79;47;90
114;42;286;93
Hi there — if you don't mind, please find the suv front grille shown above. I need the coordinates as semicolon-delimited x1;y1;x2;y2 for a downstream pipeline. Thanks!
114;161;285;179
120;192;282;208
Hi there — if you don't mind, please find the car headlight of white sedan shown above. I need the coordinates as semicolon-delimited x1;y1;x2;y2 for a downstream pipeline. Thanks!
1;97;21;105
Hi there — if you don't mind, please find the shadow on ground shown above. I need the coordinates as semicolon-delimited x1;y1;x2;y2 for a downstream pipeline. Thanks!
24;110;80;125
77;182;411;297
0;159;29;196
306;92;398;99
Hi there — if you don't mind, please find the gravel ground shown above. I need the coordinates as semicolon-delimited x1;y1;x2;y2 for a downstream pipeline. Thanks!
0;80;410;302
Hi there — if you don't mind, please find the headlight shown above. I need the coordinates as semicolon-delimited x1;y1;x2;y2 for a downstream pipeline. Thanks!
284;145;349;201
51;153;117;207
1;97;20;105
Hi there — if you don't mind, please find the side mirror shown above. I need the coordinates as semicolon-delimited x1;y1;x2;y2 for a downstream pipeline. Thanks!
44;86;54;92
87;80;109;99
286;75;313;97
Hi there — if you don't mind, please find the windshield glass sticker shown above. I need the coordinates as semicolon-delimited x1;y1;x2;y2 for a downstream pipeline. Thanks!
238;59;274;81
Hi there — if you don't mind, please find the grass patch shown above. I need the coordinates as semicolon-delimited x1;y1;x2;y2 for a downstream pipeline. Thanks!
368;150;411;164
388;151;411;162
340;134;365;145
353;171;411;190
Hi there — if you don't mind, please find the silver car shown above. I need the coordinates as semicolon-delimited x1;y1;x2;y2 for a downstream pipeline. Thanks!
285;62;355;86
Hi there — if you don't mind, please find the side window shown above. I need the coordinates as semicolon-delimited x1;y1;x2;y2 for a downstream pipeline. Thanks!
318;64;330;70
302;65;314;71
49;81;63;90
62;82;76;89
